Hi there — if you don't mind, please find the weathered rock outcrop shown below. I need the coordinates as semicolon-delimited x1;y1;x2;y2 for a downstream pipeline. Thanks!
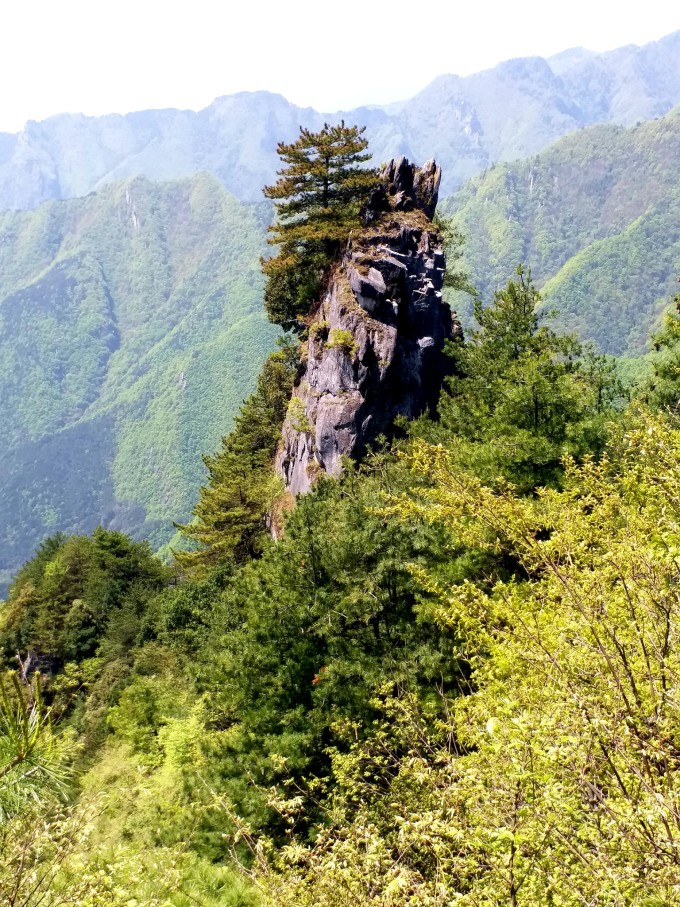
275;158;462;496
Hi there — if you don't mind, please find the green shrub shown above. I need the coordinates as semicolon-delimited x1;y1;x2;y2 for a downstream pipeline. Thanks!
326;328;356;355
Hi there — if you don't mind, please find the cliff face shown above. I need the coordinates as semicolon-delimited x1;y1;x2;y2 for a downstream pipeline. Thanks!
275;158;461;496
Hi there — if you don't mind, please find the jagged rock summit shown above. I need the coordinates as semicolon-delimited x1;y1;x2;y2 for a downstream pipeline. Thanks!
363;157;442;220
275;158;461;497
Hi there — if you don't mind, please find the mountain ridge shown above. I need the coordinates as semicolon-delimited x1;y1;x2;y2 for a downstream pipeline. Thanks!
1;30;679;211
443;106;680;355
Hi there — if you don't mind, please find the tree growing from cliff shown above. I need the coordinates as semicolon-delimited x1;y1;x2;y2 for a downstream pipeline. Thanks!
262;122;379;330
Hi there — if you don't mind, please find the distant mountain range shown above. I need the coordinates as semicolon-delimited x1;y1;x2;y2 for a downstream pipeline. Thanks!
1;30;679;210
443;107;680;356
0;173;276;592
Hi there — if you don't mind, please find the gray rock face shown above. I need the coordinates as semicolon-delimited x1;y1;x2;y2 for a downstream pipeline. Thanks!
275;159;461;496
362;157;442;223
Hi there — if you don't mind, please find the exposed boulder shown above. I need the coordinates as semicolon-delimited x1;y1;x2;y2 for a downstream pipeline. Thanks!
275;159;460;496
362;157;442;223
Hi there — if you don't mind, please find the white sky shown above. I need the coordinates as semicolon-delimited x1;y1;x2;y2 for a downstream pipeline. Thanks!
0;0;678;133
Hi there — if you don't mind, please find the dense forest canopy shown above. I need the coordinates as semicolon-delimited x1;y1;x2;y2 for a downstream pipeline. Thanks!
2;115;680;907
444;108;680;355
0;175;278;595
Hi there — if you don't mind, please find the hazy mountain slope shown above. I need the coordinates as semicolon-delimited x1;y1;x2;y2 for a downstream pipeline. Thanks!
0;96;327;210
0;173;277;592
1;32;679;210
559;32;680;124
540;195;680;354
547;47;597;76
443;108;680;355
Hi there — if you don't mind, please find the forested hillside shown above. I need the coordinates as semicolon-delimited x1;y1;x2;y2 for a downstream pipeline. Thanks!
4;116;680;904
0;173;277;592
444;107;680;354
4;258;680;904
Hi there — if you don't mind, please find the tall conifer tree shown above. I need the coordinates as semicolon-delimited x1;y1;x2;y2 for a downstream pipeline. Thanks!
262;122;379;330
174;345;298;575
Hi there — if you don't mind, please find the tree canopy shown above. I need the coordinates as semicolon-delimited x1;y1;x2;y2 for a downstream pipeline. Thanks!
422;265;622;489
642;289;680;410
264;410;680;906
262;122;379;330
174;341;299;575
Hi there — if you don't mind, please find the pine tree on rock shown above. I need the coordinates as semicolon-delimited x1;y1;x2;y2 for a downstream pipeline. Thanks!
262;122;379;331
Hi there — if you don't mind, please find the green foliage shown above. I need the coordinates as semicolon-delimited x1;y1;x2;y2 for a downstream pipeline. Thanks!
0;235;662;905
262;122;379;329
443;111;680;354
325;328;356;354
420;265;622;489
175;340;299;575
262;411;680;905
308;320;329;338
640;291;680;410
0;672;89;907
0;781;259;907
0;673;72;820
286;396;313;433
432;211;474;293
0;256;622;900
0;539;259;904
184;456;484;844
1;528;169;671
0;173;279;593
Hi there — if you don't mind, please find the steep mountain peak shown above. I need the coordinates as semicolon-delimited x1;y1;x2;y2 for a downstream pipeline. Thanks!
275;159;460;497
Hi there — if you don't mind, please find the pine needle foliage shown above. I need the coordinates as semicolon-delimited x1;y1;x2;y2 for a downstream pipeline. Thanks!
0;673;72;820
175;343;299;576
262;122;379;330
642;290;680;410
424;265;622;489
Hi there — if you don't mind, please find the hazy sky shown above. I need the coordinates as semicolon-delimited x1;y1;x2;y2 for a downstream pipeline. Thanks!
1;0;678;133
